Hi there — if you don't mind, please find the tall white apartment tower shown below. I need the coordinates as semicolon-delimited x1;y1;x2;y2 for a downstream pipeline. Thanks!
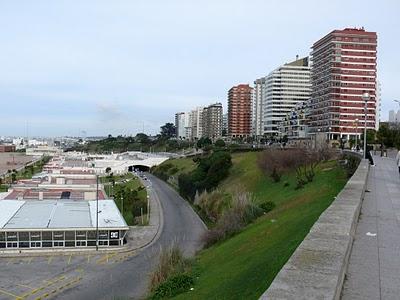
190;107;204;140
175;112;192;140
262;56;311;136
252;78;265;137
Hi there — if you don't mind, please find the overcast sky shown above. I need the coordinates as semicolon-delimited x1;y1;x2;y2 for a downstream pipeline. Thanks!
0;0;399;137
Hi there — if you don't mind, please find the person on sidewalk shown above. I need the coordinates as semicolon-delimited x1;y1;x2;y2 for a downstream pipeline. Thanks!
396;149;400;173
366;145;375;166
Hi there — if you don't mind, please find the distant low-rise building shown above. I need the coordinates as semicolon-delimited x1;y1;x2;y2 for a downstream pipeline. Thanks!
0;144;16;152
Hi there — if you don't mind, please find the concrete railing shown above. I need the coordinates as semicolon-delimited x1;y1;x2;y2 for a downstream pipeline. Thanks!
260;159;370;300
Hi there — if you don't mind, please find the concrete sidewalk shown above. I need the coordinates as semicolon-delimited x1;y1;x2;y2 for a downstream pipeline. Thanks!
342;155;400;300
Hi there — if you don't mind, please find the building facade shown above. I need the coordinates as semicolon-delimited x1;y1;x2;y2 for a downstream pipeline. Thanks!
309;28;378;140
190;107;204;140
228;84;253;138
175;112;192;140
252;78;265;137
262;56;311;136
202;103;223;139
279;101;310;140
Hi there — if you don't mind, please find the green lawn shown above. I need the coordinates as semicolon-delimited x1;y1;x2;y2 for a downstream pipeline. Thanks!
171;151;347;300
164;157;197;176
101;173;147;225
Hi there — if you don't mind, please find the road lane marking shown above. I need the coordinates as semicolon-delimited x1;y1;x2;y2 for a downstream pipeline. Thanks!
47;256;53;265
67;254;72;265
87;254;91;264
6;258;14;265
17;283;33;289
95;252;117;264
0;287;22;299
26;257;33;264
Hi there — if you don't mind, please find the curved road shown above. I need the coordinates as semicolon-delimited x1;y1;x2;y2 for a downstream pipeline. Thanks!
56;173;207;299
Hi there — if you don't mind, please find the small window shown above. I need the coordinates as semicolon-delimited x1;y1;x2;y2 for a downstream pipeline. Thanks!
42;242;53;248
54;241;64;247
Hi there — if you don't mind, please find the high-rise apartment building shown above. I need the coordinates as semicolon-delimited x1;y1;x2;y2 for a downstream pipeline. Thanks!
252;78;265;137
190;107;204;140
309;28;378;140
389;110;396;123
262;56;311;136
202;103;223;139
222;113;228;136
175;112;191;140
228;84;253;138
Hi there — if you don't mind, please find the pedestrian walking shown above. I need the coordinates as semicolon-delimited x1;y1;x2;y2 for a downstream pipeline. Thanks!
366;145;375;166
396;149;400;174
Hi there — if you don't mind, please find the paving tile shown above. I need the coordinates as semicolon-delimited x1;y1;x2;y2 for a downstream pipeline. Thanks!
342;156;400;299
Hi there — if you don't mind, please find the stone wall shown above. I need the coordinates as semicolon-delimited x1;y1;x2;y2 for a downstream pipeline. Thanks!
260;159;370;300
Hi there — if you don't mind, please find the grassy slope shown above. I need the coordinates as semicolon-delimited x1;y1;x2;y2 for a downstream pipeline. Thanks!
170;152;347;300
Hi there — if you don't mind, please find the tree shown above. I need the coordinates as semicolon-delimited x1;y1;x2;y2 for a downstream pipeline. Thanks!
360;129;376;146
214;139;226;148
135;133;150;144
105;167;111;174
160;123;176;139
197;137;212;149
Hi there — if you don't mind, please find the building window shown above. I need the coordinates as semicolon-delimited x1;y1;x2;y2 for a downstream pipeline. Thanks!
54;241;64;247
6;232;17;241
30;242;41;248
7;242;18;248
76;241;87;247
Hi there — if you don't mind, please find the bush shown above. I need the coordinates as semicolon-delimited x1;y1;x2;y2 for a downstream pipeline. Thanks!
341;154;361;178
194;190;230;223
131;199;147;219
214;139;226;148
151;274;194;299
202;192;263;247
178;151;232;201
149;245;193;299
260;201;276;213
283;181;289;187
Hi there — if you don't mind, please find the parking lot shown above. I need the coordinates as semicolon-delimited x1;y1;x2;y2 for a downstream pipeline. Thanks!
0;249;139;300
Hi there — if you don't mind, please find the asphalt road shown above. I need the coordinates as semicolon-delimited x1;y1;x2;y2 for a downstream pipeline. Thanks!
54;173;207;300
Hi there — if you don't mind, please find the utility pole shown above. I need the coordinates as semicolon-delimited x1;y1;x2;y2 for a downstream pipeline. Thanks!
96;175;99;251
362;93;370;159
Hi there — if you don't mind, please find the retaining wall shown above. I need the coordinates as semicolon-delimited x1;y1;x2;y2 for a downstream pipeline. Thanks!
260;159;370;300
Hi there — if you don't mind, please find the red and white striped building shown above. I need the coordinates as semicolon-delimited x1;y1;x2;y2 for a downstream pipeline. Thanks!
309;28;378;140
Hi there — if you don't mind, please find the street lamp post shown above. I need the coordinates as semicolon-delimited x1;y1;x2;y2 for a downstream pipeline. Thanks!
362;92;370;159
355;118;359;150
96;175;99;251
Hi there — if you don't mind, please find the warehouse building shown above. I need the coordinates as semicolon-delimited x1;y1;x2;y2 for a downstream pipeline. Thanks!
0;199;128;249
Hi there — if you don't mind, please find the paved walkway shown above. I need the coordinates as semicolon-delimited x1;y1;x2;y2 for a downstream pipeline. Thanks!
342;155;400;300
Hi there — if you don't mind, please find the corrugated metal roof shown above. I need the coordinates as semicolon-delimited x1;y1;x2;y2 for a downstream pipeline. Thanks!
0;200;25;228
0;199;127;230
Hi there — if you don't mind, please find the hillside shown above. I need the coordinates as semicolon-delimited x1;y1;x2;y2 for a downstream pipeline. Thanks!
153;151;347;299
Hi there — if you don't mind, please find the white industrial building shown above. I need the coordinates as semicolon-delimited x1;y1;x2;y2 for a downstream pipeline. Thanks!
0;199;128;249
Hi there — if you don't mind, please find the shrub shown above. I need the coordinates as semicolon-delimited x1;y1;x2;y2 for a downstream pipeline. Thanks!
202;192;263;247
194;190;230;223
178;151;232;201
169;167;179;175
283;181;289;187
341;154;361;178
149;245;193;299
151;274;194;299
131;199;147;219
214;139;226;148
260;201;276;213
